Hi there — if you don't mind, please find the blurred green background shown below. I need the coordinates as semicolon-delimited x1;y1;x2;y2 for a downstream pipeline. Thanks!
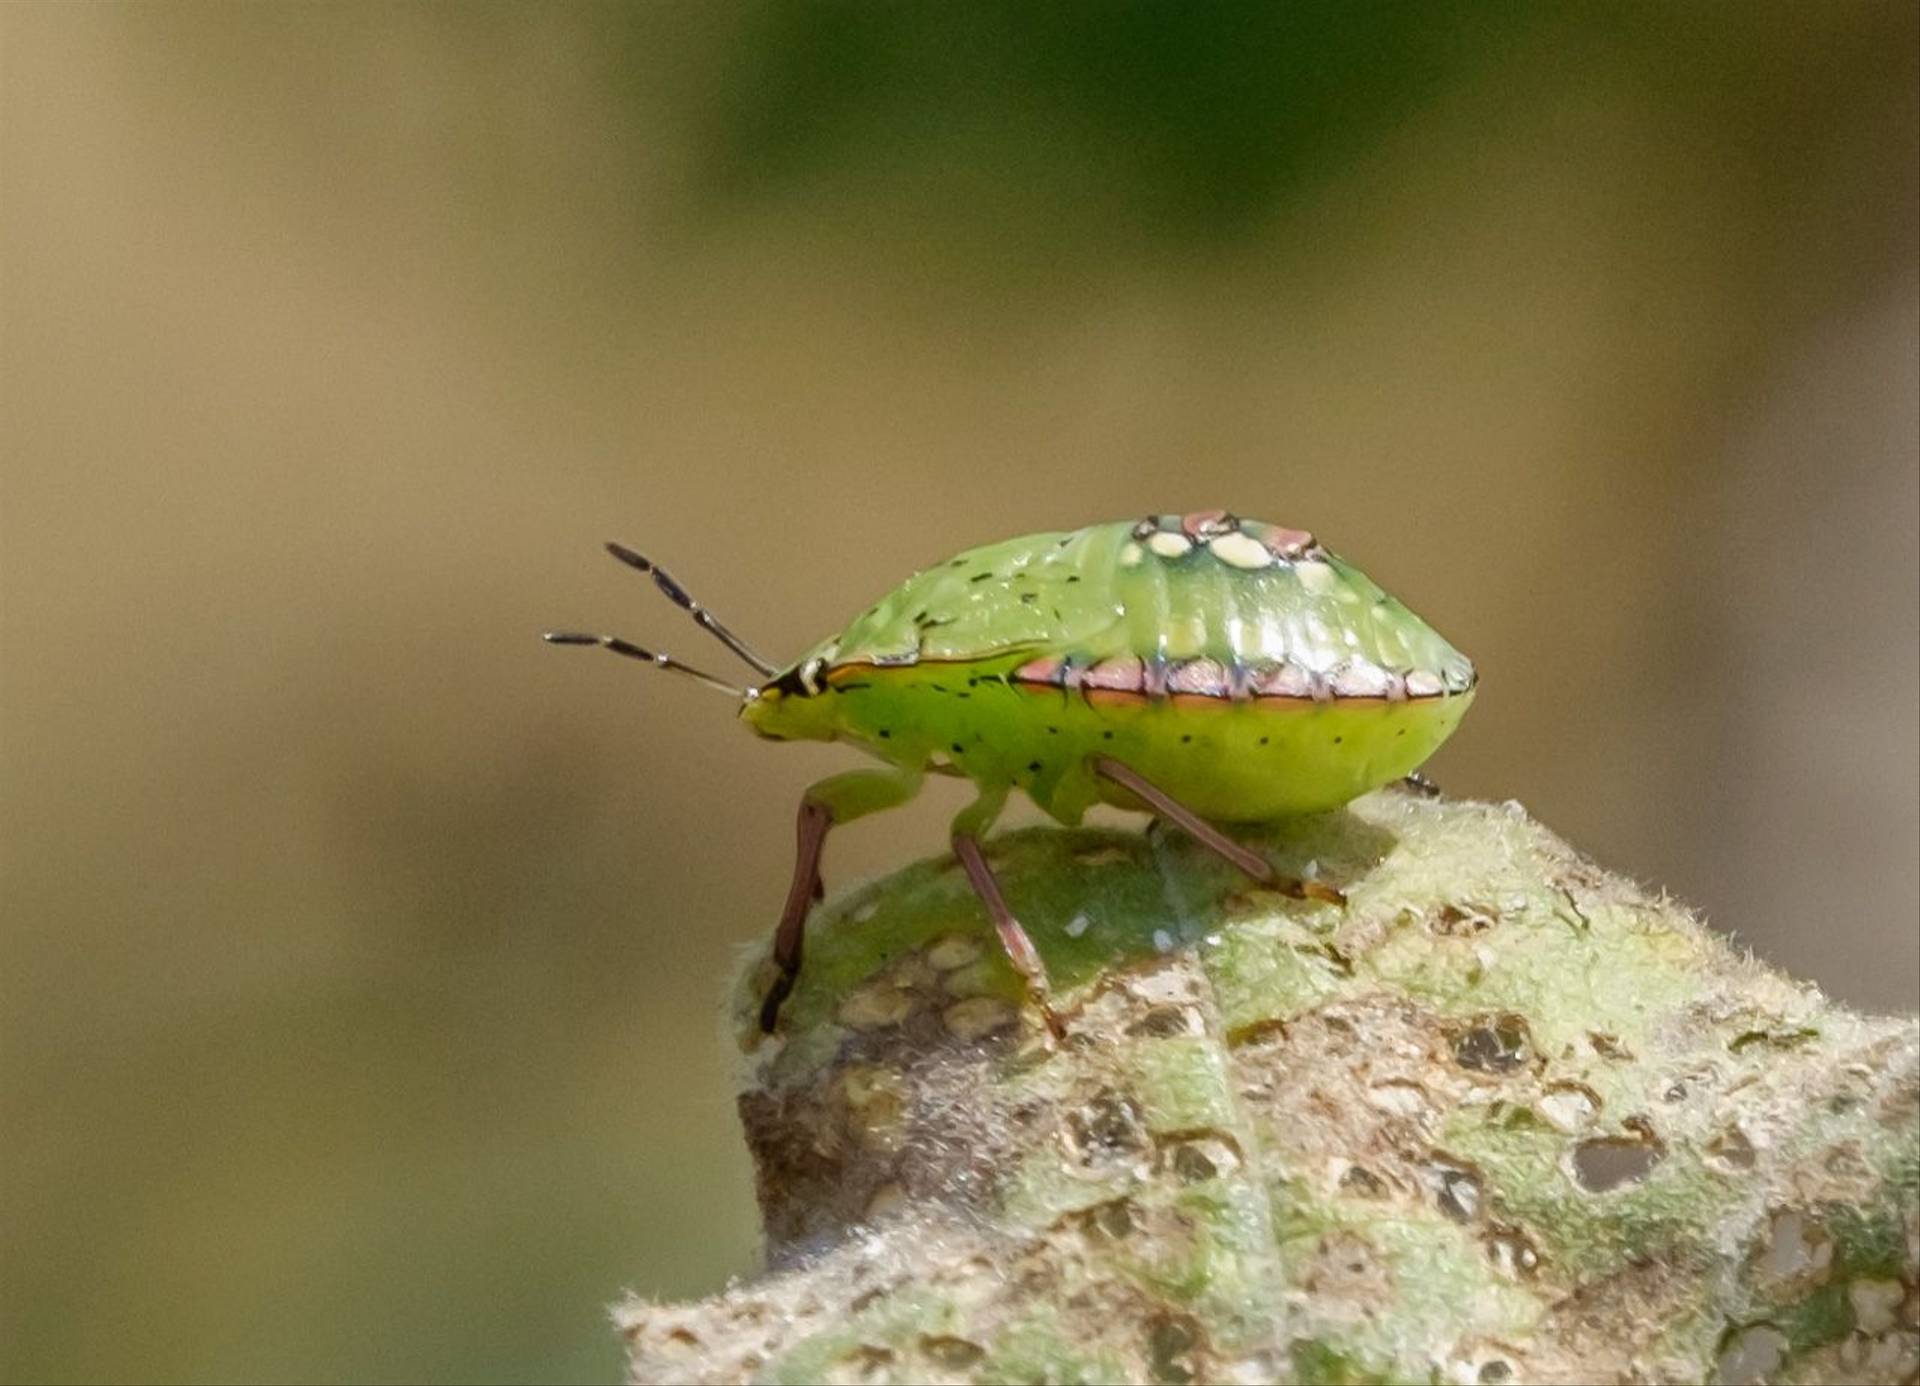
3;3;1915;1382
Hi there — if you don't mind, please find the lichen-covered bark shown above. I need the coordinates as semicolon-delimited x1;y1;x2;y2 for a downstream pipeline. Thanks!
615;791;1920;1385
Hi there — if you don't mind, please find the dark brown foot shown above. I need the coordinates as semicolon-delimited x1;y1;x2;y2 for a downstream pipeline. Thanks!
1273;874;1347;906
1399;770;1442;798
757;969;798;1034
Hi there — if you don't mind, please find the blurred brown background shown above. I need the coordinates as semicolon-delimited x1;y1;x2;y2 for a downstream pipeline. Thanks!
3;4;1915;1382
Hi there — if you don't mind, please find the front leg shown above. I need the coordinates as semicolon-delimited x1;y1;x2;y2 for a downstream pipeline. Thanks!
759;766;924;1033
1089;755;1345;904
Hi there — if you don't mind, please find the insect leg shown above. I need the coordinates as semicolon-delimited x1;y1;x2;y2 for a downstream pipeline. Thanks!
1088;755;1345;905
759;766;924;1033
950;786;1066;1040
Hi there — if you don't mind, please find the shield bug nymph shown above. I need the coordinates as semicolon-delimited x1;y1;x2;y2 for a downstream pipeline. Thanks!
548;511;1475;1036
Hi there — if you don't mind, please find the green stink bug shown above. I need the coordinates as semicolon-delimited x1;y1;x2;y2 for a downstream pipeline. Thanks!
547;511;1475;1036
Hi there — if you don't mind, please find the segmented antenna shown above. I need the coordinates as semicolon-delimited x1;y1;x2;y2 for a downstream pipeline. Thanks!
603;542;777;677
541;631;748;698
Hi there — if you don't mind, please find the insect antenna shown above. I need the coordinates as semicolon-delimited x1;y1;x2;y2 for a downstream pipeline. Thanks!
542;631;749;698
603;542;777;678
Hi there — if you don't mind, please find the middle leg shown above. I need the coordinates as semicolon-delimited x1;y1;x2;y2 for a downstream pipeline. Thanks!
950;784;1066;1039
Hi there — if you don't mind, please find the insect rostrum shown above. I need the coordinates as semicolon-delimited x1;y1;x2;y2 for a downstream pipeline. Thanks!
547;510;1475;1037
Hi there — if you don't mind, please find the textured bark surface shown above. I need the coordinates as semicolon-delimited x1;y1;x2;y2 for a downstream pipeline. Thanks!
615;791;1920;1385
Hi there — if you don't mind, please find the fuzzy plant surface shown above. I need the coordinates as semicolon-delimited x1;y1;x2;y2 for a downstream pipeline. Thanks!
615;790;1920;1386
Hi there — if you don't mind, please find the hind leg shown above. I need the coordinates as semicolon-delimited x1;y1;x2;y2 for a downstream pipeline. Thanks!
1089;755;1345;904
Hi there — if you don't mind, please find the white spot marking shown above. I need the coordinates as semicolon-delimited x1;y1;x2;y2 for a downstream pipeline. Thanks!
1405;670;1444;697
1207;531;1272;569
1152;929;1175;954
1064;913;1091;939
1296;560;1336;593
1119;541;1145;567
1146;531;1192;559
1331;660;1394;697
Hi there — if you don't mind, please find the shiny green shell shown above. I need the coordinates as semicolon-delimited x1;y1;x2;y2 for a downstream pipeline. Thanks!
743;512;1475;822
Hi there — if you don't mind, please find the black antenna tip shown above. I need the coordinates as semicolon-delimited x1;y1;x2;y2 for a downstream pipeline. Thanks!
543;631;600;645
604;541;650;572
